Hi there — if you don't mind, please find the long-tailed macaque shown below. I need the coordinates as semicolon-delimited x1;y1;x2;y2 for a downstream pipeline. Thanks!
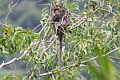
51;5;70;70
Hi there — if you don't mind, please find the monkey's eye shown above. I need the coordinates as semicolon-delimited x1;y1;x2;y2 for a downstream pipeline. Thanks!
54;9;59;13
54;8;59;10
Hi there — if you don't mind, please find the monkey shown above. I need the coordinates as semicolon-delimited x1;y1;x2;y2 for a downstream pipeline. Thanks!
90;1;98;11
51;5;70;70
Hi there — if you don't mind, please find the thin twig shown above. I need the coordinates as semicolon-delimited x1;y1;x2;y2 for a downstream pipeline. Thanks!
28;64;38;80
4;0;19;21
0;22;7;27
42;36;57;52
33;23;42;31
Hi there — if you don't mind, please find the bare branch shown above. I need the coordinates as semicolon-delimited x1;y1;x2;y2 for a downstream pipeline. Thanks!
33;23;42;31
0;40;36;69
0;22;7;27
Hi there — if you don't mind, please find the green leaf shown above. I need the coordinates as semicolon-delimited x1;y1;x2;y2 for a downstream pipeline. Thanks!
8;3;14;13
12;76;20;80
0;4;4;9
0;28;6;30
107;0;112;2
42;4;50;5
114;0;118;4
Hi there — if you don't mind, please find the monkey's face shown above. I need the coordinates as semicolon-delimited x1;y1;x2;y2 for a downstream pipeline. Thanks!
54;9;61;17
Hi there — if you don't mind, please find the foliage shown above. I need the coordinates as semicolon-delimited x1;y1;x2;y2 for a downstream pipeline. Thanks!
0;4;4;9
0;0;120;80
0;25;40;56
0;75;20;80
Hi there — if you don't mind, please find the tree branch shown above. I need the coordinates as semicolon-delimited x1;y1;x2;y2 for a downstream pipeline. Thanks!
68;1;108;31
36;47;119;77
0;41;36;69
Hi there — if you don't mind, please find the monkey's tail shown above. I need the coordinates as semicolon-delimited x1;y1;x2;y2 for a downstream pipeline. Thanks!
58;35;62;70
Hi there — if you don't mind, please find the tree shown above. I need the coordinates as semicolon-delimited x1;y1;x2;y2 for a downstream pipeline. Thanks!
0;0;120;80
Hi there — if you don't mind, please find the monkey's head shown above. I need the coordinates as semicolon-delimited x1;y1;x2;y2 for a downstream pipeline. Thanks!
53;5;62;11
53;5;65;17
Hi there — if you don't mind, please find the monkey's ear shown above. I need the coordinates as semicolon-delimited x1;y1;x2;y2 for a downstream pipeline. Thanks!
68;12;70;15
54;5;62;9
56;5;62;7
65;11;70;15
